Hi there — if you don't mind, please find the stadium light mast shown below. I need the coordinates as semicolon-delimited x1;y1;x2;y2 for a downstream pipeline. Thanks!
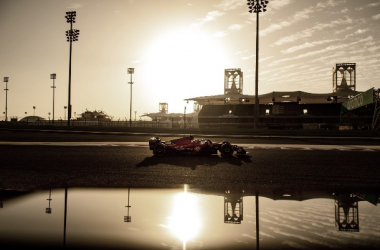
247;0;268;129
51;73;56;124
128;68;134;128
65;11;80;126
3;77;9;122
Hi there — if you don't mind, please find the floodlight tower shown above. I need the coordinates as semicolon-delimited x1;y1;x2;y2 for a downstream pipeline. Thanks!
247;0;268;129
3;77;9;121
128;68;134;127
65;11;80;126
51;73;56;124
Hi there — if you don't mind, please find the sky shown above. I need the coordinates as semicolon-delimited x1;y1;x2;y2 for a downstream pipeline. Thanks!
0;0;380;121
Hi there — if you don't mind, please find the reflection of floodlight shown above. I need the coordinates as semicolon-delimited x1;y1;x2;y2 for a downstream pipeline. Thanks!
46;188;52;214
224;190;243;224
124;188;132;222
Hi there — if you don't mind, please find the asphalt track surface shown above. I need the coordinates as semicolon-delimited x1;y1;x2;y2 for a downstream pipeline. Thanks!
1;129;380;192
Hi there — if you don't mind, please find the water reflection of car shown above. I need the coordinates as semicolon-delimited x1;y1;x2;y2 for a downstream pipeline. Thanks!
149;135;247;156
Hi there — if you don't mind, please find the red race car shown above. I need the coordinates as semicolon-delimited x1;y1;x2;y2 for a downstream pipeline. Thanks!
149;135;247;156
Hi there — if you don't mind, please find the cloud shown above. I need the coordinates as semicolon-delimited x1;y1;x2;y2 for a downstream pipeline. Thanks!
281;39;338;54
261;0;347;36
345;28;370;39
216;0;245;11
259;56;274;62
228;24;243;31
315;0;346;9
355;28;369;34
242;54;255;60
368;2;380;7
271;36;373;65
261;22;292;36
269;0;294;10
235;50;248;54
335;26;353;34
373;14;380;20
214;31;228;37
193;10;225;27
274;16;353;46
66;3;82;9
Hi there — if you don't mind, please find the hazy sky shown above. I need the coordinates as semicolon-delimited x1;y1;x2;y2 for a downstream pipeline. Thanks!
0;0;379;120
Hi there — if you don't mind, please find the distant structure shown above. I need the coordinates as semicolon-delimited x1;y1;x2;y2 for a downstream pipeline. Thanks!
184;65;377;129
19;116;45;123
142;102;200;128
186;68;360;106
76;109;111;122
141;103;180;121
333;63;356;93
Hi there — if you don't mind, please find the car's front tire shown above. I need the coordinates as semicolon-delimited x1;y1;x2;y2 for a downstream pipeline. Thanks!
153;143;166;156
220;142;233;156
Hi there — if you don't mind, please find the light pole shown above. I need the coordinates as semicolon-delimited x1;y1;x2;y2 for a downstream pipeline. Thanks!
64;106;67;120
3;77;9;121
184;106;187;129
128;68;134;127
247;0;268;129
51;73;56;124
33;106;36;116
65;11;80;127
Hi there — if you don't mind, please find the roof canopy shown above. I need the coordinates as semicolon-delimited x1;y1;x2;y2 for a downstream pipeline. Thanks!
185;88;362;105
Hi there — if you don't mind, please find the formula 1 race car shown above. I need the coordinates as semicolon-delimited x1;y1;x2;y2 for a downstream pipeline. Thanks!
149;135;247;156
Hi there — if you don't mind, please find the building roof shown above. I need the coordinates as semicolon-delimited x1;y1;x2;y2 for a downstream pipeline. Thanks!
185;88;361;105
141;110;199;119
19;116;46;122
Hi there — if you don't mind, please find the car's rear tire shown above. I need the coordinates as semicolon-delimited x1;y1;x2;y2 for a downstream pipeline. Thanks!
153;143;166;156
220;142;233;156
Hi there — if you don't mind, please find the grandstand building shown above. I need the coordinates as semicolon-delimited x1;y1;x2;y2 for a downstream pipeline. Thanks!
185;65;379;130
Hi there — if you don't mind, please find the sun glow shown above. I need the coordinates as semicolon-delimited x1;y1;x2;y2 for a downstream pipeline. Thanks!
141;27;231;113
167;186;202;245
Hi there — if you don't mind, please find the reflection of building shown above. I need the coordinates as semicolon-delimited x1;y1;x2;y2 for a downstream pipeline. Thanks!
184;66;378;129
335;196;359;232
76;109;111;122
194;187;379;231
224;190;244;224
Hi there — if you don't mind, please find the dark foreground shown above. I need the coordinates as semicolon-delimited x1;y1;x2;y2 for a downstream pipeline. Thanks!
1;128;380;192
1;145;379;192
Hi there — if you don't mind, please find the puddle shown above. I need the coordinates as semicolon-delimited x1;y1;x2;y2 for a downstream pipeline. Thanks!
0;186;379;249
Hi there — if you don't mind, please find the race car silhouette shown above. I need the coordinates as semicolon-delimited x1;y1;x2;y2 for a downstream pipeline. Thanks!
149;135;247;156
